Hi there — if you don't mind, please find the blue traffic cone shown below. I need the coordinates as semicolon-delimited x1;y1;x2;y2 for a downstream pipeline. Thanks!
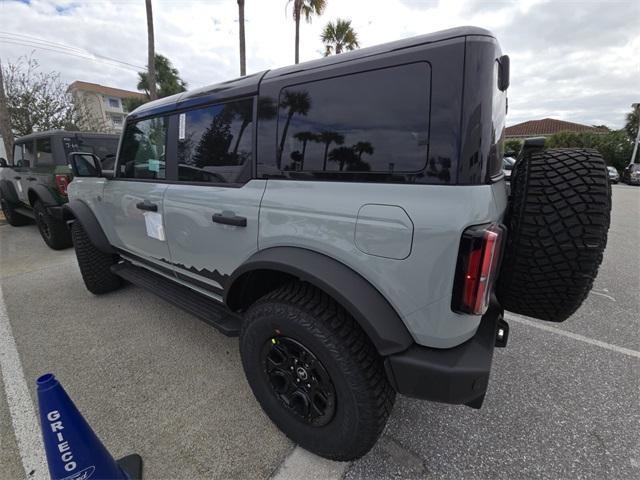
36;373;143;480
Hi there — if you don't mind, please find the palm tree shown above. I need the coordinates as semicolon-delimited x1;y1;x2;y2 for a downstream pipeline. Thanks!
328;146;357;171
238;0;246;76
317;130;344;170
321;18;359;56
278;90;312;167
353;141;374;160
288;0;327;64
294;131;317;169
145;0;157;100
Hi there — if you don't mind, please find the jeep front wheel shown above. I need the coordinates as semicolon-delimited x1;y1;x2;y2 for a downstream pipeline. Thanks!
497;148;611;321
240;282;395;461
71;221;122;294
33;201;72;249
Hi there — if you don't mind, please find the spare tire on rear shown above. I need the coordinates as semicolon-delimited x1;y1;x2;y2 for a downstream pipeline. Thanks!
497;148;611;322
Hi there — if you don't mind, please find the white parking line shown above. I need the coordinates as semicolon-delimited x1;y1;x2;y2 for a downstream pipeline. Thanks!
505;313;640;359
271;446;349;480
0;284;48;479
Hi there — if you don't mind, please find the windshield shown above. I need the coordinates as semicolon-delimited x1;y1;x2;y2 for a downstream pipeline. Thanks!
607;166;617;173
631;164;640;172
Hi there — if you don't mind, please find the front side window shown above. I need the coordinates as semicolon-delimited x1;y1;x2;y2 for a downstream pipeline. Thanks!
276;63;430;175
36;137;53;165
177;99;253;184
118;117;167;180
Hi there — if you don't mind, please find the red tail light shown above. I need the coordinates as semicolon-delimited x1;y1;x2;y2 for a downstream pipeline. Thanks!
54;174;70;197
452;223;505;315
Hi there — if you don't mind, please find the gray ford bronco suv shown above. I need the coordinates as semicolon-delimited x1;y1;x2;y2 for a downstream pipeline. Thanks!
64;27;611;460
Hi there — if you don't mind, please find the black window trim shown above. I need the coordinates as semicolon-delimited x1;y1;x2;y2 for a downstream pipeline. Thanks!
113;96;257;189
274;60;432;176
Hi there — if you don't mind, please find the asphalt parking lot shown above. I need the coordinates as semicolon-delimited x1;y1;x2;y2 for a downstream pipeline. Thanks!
1;184;638;479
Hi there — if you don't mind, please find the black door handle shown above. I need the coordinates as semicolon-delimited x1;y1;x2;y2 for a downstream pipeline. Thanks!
212;213;247;227
136;201;158;212
14;176;21;180
27;177;37;181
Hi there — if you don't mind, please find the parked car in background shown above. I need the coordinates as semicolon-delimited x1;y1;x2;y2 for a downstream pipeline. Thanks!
607;166;619;184
621;163;640;185
0;131;119;249
503;156;516;180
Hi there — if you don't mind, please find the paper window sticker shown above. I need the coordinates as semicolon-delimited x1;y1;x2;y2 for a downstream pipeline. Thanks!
143;212;165;241
179;113;186;140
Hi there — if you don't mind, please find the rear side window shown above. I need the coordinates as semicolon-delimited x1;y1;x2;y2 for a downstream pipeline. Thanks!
118;117;167;180
36;137;53;165
273;63;429;175
177;99;253;184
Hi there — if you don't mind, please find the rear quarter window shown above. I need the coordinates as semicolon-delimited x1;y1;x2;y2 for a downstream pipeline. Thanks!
259;62;431;181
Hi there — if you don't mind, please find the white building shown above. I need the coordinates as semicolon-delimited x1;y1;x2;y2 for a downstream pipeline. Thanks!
68;81;146;133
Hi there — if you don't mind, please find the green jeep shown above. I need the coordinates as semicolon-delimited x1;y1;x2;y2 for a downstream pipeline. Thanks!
0;130;119;249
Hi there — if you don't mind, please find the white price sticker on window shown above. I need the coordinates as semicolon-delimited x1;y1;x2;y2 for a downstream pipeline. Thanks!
178;113;186;140
144;212;165;241
15;180;22;193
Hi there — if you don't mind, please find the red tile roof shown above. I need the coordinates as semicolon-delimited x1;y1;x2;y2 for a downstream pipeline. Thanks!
505;118;608;137
68;81;146;99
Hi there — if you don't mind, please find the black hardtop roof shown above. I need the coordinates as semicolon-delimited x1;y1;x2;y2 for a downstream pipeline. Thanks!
16;130;119;142
129;26;494;120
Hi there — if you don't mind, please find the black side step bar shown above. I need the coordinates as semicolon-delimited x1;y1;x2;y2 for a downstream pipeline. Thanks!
111;262;241;336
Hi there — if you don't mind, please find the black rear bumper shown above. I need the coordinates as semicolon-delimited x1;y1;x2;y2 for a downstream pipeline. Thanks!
384;298;503;409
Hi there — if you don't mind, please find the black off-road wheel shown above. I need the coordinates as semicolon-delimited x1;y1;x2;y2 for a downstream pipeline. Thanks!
1;198;31;226
71;221;122;294
240;282;395;461
33;201;72;250
497;148;611;321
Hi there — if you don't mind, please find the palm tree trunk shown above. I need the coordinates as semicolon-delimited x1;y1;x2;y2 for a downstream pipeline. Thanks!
145;0;157;100
300;139;308;170
238;0;246;76
233;119;250;154
322;142;330;170
0;60;14;164
278;112;294;169
294;1;301;64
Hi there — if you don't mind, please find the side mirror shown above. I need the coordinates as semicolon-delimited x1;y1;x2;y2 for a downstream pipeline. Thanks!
0;158;7;168
498;55;510;91
69;152;103;178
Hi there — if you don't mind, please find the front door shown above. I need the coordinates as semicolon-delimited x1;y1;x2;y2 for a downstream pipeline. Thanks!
162;98;262;297
100;116;172;269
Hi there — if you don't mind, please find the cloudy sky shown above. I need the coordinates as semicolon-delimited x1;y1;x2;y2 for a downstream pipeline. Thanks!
0;0;637;128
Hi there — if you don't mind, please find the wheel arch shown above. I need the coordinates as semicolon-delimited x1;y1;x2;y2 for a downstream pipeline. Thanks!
28;184;57;207
62;200;115;254
225;247;413;356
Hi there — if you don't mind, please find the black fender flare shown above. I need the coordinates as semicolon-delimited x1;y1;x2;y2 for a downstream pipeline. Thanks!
0;178;20;204
225;247;414;356
28;184;58;206
62;200;115;254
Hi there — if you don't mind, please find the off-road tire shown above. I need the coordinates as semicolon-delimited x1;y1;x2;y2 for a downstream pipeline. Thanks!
497;148;611;321
33;201;72;249
0;198;31;226
240;282;395;461
71;221;122;294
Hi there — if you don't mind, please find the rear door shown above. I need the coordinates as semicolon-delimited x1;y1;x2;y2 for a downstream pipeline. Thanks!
163;98;265;296
99;116;173;268
11;141;34;205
